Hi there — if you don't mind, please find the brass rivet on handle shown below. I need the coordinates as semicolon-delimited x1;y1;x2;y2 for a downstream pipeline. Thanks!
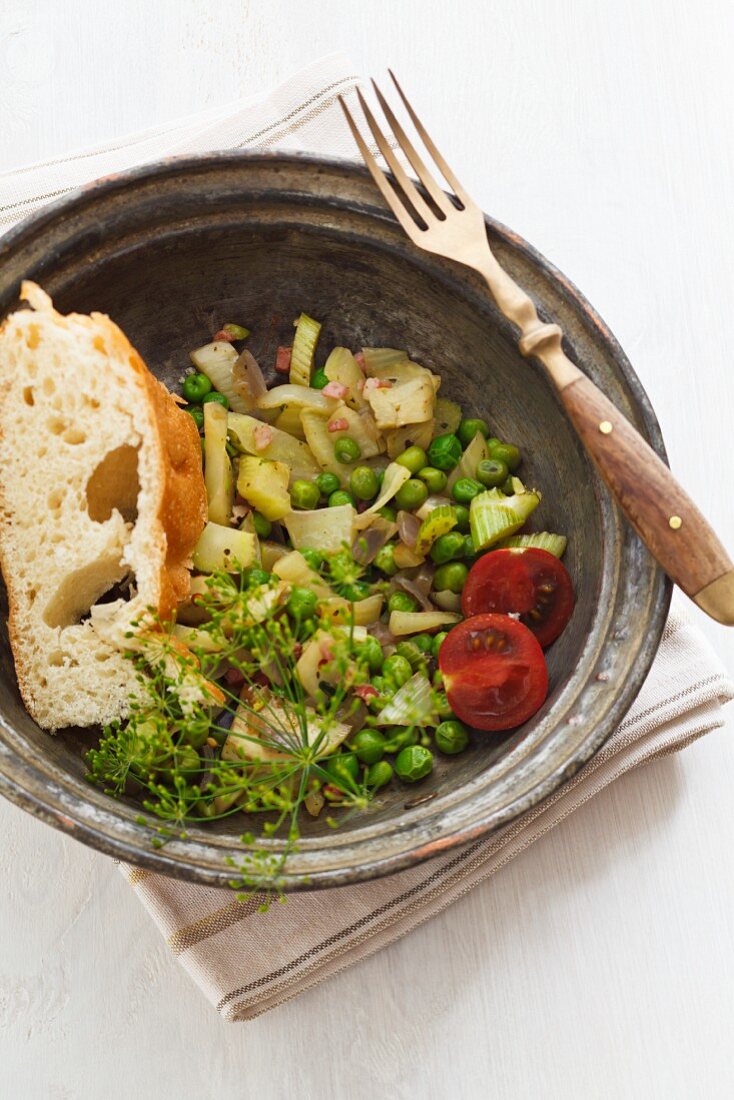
599;420;613;434
669;515;683;530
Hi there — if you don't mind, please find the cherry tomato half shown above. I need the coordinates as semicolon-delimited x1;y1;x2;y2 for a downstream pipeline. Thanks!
439;613;548;731
461;548;574;648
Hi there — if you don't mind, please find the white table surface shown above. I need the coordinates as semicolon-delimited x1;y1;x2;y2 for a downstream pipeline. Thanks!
2;2;734;1097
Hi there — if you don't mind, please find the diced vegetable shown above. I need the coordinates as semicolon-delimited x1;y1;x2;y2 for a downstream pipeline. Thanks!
434;397;462;435
388;610;462;636
393;544;426;569
227;413;320;482
257;385;337;413
324;347;367;410
374;673;437;726
284;503;355;552
224;693;349;763
290;313;321;386
329;403;384;459
361;347;408;373
231;349;268;412
415;504;458;555
238;511;262;563
190;341;251;414
384;419;435;460
447;430;489;492
272;550;335;598
172;623;225;653
260;540;291;571
237;456;291;521
353;462;411;530
497;532;567;557
203;402;234;525
193;522;257;573
295;626;369;697
469;485;541;550
300;408;356;484
365;375;435;430
273;406;307;440
320;593;384;625
432;589;462;612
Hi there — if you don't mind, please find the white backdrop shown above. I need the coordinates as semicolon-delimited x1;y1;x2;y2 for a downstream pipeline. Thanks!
1;1;733;1097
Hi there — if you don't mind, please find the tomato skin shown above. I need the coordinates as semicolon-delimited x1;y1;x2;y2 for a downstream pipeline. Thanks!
439;613;548;731
461;548;574;648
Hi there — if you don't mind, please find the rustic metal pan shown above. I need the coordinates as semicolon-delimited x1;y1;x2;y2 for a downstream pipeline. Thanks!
0;153;671;888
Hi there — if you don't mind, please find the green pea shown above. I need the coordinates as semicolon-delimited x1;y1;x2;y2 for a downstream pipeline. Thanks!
366;760;393;789
433;691;454;719
373;542;398;576
286;586;318;620
382;726;419;753
412;633;435;653
202;391;229;408
329;489;356;507
377;505;397;522
427;433;462;471
394;478;429;511
301;548;324;571
464;534;476;559
358;636;384;673
486;436;501;450
311;368;329;390
430;531;466;564
340;580;372;602
387;590;419;613
476;458;509;488
395;744;434;782
383;654;413;688
182;372;213;403
352;729;386;765
435;719;470;755
432;631;449;658
396;446;428;474
433;561;468;593
417;466;448;493
184;405;205;430
452;504;470;531
350;465;379;501
488;440;522;471
370;676;391;699
251;511;272;539
334;436;361;463
452;477;484;505
323;752;360;790
242;566;270;588
316;471;340;497
457;418;489;447
291;479;321;510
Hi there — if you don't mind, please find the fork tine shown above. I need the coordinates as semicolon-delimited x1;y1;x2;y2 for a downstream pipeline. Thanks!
388;69;472;207
338;96;421;238
354;87;435;226
370;79;451;216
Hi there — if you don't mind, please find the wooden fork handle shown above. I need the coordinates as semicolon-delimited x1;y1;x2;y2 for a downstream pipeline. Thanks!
474;253;734;624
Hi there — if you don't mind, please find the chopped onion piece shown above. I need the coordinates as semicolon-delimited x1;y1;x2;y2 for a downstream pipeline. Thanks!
232;349;267;410
393;575;434;612
432;589;462;612
397;510;421;548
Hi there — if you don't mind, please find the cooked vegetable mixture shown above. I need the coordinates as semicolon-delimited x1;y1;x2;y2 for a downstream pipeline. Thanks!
88;312;574;887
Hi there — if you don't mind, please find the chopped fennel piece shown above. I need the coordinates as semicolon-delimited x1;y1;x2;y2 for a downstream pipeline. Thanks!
469;486;541;550
328;402;383;458
361;347;409;373
238;510;263;564
227;412;320;481
290;312;321;386
272;550;335;598
260;540;290;571
203;401;233;525
434;397;462;435
415;504;458;555
300;407;356;483
365;375;435;430
320;593;384;625
190;341;251;413
368;359;430;386
324;347;367;410
284;503;355;552
223;694;350;764
415;494;453;521
192;522;257;573
256;384;336;413
384;418;435;459
432;589;462;612
447;430;489;492
172;624;225;654
237;456;291;521
296;626;369;697
374;672;437;727
353;462;411;529
273;406;307;440
497;532;568;557
388;610;461;636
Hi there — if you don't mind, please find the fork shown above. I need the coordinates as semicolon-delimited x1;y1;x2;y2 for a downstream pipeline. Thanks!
340;73;734;626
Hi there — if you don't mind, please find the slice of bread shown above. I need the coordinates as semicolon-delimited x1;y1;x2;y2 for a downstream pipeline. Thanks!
0;282;207;731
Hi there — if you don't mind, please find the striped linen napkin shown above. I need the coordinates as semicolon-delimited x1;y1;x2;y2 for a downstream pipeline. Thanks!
2;54;732;1022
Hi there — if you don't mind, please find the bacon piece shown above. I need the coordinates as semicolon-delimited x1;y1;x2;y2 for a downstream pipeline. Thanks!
328;417;349;433
322;380;349;399
275;345;292;374
253;424;273;451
